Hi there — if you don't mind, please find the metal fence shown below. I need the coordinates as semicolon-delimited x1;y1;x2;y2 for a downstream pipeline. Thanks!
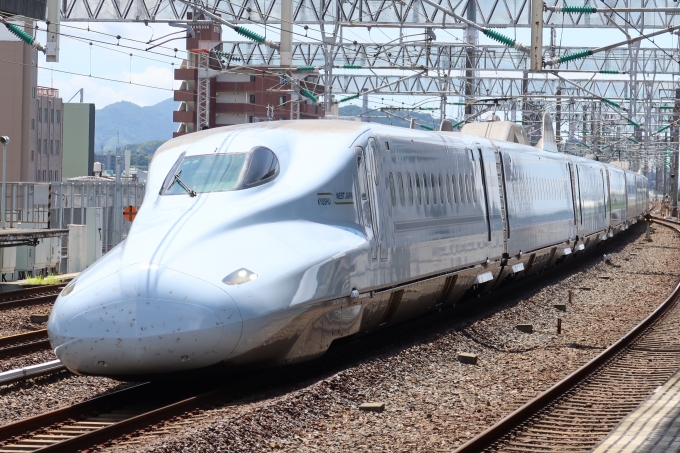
0;180;146;253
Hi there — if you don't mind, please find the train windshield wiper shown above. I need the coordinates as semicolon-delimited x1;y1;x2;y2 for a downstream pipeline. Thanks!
170;171;197;197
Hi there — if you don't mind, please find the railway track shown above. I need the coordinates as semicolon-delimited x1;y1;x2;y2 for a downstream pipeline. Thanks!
0;225;657;453
451;218;680;453
0;330;49;360
0;285;65;311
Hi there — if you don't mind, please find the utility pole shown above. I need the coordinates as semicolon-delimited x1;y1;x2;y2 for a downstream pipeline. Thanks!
0;136;8;229
464;1;477;116
362;89;369;122
672;87;680;216
280;0;292;66
530;0;543;71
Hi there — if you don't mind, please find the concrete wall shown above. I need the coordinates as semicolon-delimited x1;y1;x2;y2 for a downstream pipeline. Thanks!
35;90;63;182
0;24;38;182
62;103;95;179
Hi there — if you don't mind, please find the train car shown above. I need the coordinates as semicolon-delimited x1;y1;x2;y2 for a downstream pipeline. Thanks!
47;120;648;378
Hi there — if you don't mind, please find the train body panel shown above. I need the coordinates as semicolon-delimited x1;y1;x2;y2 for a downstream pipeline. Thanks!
493;143;576;255
607;166;627;226
47;120;649;377
572;159;609;238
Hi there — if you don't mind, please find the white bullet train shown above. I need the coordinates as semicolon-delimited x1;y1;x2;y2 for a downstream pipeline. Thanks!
47;120;648;377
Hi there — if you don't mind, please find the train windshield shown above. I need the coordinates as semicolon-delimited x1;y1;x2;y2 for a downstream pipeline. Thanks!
163;153;247;195
161;147;280;196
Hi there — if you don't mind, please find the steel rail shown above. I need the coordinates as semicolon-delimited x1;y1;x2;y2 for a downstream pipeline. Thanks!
0;224;651;452
452;219;680;453
0;330;49;360
0;284;65;310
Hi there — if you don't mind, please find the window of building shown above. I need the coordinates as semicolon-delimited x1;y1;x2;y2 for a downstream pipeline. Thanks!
31;87;35;99
37;140;41;154
30;150;34;161
315;105;318;115
43;170;46;181
51;109;54;123
43;108;47;123
452;174;458;203
250;75;256;82
56;110;60;124
249;94;256;104
49;170;53;181
459;174;465;203
388;173;396;207
31;119;34;130
54;171;58;181
55;140;59;155
43;139;47;154
279;96;286;106
50;140;53;155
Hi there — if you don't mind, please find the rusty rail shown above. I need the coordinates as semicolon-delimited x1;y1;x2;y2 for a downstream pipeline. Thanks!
453;218;680;452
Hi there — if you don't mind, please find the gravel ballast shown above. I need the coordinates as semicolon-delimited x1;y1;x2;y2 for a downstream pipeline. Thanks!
67;224;680;452
0;302;53;338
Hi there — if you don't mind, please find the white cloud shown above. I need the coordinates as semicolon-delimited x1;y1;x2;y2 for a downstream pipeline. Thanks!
40;65;178;107
37;22;181;108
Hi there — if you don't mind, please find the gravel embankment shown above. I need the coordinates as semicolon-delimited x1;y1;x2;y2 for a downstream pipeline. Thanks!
89;224;680;452
0;302;53;337
0;373;132;426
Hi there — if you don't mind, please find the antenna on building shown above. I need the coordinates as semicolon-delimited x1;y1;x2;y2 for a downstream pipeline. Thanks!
67;88;84;103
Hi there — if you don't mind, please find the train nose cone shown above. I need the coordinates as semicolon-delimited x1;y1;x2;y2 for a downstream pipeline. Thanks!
47;264;242;376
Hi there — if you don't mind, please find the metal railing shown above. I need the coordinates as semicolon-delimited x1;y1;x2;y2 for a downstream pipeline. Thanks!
0;181;146;254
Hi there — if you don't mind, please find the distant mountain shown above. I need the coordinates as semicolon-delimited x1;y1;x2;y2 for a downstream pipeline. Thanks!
95;99;179;152
94;100;438;153
338;105;439;130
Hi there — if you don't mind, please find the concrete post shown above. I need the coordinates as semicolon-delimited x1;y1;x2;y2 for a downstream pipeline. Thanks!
362;89;369;122
464;1;477;116
530;0;543;71
672;88;680;217
1;138;8;229
280;0;293;66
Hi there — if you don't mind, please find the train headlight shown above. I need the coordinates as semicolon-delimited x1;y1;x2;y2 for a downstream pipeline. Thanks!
222;268;258;286
60;280;76;297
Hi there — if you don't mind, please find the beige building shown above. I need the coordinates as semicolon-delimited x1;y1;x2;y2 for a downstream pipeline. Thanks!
0;21;62;182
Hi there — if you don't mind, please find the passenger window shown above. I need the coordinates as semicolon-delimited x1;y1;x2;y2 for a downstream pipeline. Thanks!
465;174;472;203
471;174;477;203
446;174;452;204
407;172;413;205
423;173;429;205
368;140;379;186
431;173;437;204
415;173;422;205
389;172;396;207
243;147;280;188
459;174;465;203
439;174;445;205
398;172;405;206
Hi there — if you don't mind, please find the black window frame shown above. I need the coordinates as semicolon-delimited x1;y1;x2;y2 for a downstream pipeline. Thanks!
160;146;280;196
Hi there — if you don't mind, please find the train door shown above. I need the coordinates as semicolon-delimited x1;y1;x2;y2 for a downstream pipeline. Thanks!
365;138;389;261
355;146;378;261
